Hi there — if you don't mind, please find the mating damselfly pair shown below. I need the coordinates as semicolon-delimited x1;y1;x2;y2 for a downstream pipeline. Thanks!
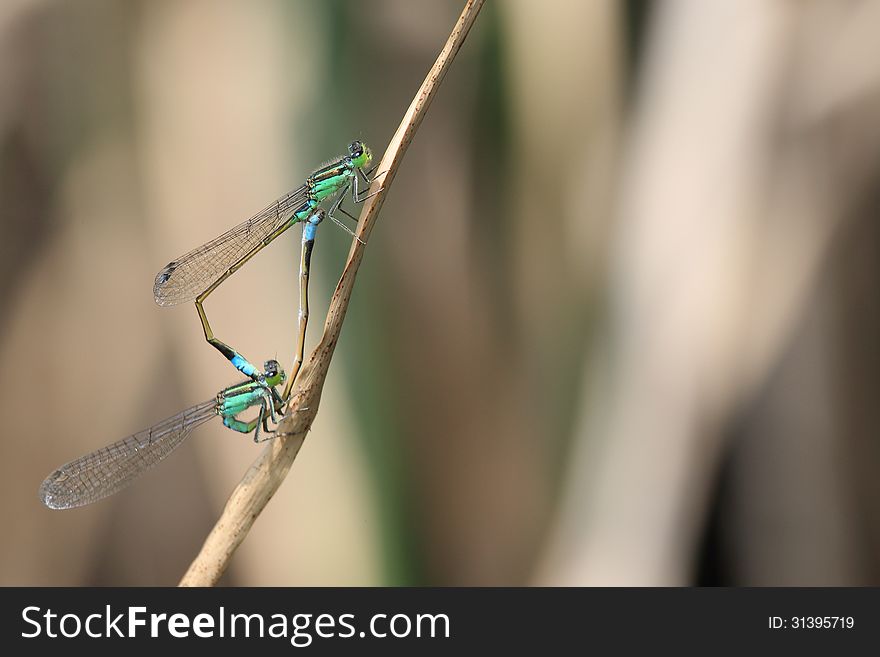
39;141;383;510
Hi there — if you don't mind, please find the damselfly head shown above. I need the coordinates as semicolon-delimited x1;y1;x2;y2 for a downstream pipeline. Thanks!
347;141;372;169
263;360;285;386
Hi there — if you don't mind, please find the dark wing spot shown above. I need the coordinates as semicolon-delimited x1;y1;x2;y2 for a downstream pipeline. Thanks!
156;262;177;285
153;262;180;305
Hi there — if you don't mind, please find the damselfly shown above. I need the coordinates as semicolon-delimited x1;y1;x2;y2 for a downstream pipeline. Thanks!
40;361;287;509
153;141;382;384
40;207;326;509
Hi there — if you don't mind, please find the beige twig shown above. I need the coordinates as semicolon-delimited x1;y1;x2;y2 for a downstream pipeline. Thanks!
179;0;485;587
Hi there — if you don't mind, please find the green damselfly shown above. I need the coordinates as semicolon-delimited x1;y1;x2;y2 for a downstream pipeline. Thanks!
40;207;327;509
40;360;288;509
153;141;382;386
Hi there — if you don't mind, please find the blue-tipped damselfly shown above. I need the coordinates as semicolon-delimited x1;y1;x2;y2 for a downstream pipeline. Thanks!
153;142;381;384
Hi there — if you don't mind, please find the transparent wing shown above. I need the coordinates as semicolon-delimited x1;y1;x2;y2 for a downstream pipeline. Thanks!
153;185;309;306
39;399;218;509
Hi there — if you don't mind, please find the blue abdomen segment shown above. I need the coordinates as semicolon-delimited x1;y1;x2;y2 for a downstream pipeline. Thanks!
303;222;318;241
230;354;257;378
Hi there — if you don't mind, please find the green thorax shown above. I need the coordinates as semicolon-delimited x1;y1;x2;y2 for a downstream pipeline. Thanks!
306;144;372;202
308;158;354;202
216;378;279;418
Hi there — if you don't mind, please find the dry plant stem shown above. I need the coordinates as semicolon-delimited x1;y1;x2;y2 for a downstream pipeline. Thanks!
179;0;485;587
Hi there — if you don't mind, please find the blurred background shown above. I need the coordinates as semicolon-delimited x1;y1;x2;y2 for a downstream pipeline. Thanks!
1;0;879;586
